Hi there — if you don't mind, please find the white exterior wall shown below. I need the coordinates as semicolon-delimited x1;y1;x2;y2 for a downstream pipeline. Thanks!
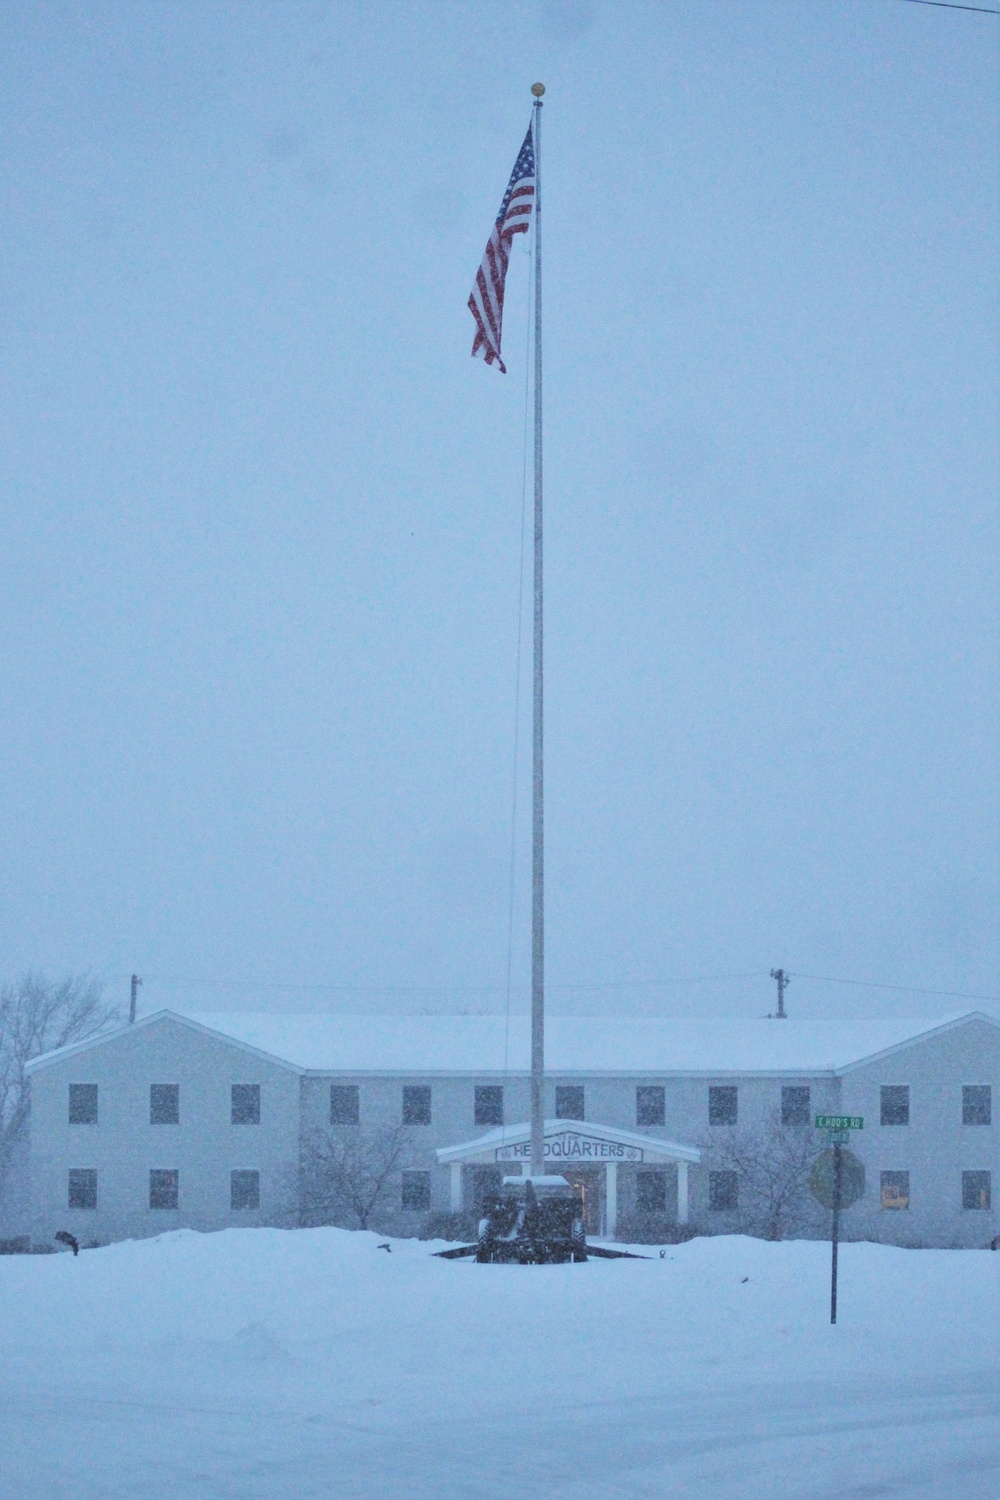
296;1069;846;1233
840;1018;1000;1248
539;1072;838;1231
300;1072;535;1231
665;1073;841;1234
23;1013;1000;1249
29;1017;301;1248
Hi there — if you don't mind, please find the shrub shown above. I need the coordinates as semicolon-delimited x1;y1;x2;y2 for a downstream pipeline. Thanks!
422;1210;479;1242
613;1213;697;1246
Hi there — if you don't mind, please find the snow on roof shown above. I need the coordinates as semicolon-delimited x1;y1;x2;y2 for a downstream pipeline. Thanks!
168;1010;982;1075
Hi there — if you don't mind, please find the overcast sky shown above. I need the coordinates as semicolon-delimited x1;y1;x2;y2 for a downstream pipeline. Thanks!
0;0;996;1023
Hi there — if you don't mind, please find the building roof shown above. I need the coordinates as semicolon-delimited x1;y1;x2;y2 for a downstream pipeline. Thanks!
166;1009;992;1075
24;1008;997;1078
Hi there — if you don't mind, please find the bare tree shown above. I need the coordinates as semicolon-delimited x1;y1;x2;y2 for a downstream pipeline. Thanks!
703;1113;822;1241
0;973;121;1198
299;1123;416;1231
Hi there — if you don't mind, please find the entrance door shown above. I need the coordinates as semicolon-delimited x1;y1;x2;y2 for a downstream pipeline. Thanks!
556;1168;604;1235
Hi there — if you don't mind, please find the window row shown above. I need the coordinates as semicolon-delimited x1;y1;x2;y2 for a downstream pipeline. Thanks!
706;1169;992;1213
68;1080;994;1131
878;1085;992;1127
878;1170;992;1212
330;1085;507;1127
69;1084;262;1126
68;1168;262;1212
65;1164;994;1217
704;1084;993;1129
66;1167;435;1215
330;1084;811;1128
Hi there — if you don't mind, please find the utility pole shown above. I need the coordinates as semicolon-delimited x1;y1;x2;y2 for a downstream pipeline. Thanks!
769;968;789;1019
129;973;142;1024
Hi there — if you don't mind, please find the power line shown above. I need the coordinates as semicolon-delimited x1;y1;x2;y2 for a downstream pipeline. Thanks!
125;969;998;1003
791;971;1000;1003
137;970;768;995
547;972;767;992
894;0;1000;14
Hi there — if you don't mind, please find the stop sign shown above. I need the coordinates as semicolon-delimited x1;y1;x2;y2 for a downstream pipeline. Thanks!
810;1148;865;1210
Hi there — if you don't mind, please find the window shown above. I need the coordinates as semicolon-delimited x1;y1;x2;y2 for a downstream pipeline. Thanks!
962;1171;991;1211
402;1085;432;1125
709;1086;738;1126
880;1086;909;1126
68;1168;97;1210
555;1085;584;1120
149;1169;179;1210
636;1086;665;1127
475;1086;504;1126
709;1171;739;1212
963;1086;991;1127
150;1084;179;1125
68;1084;98;1125
401;1170;431;1211
636;1170;667;1214
781;1086;811;1127
232;1084;261;1125
330;1085;359;1125
231;1169;260;1211
880;1171;909;1210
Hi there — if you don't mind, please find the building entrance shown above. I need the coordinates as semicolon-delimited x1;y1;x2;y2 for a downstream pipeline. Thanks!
441;1118;698;1238
556;1167;604;1235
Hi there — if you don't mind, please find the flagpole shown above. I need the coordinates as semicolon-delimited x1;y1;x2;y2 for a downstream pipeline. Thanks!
529;83;545;1177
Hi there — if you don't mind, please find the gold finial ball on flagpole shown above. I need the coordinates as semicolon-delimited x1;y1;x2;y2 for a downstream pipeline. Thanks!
531;82;545;97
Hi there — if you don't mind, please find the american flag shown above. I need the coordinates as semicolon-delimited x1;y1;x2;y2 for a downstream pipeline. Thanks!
468;123;535;374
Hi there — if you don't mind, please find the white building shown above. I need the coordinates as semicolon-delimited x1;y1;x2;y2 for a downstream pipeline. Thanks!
21;1009;1000;1249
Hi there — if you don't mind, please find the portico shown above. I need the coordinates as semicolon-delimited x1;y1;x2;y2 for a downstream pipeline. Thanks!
437;1119;701;1238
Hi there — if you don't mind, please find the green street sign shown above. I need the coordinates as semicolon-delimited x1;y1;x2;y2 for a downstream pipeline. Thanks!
815;1115;863;1131
811;1148;866;1210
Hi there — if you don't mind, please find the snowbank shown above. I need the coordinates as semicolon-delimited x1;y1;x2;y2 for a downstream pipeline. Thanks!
0;1229;996;1497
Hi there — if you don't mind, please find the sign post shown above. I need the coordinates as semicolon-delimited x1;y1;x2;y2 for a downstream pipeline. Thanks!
813;1116;863;1324
830;1138;842;1324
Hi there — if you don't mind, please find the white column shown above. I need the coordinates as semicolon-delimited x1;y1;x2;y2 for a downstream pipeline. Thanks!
677;1160;689;1225
450;1162;462;1214
606;1161;618;1240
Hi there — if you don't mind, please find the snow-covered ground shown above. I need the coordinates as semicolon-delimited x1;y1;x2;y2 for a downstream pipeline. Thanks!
0;1229;997;1499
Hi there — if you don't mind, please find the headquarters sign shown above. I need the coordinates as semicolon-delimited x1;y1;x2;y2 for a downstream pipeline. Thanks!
496;1132;644;1163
